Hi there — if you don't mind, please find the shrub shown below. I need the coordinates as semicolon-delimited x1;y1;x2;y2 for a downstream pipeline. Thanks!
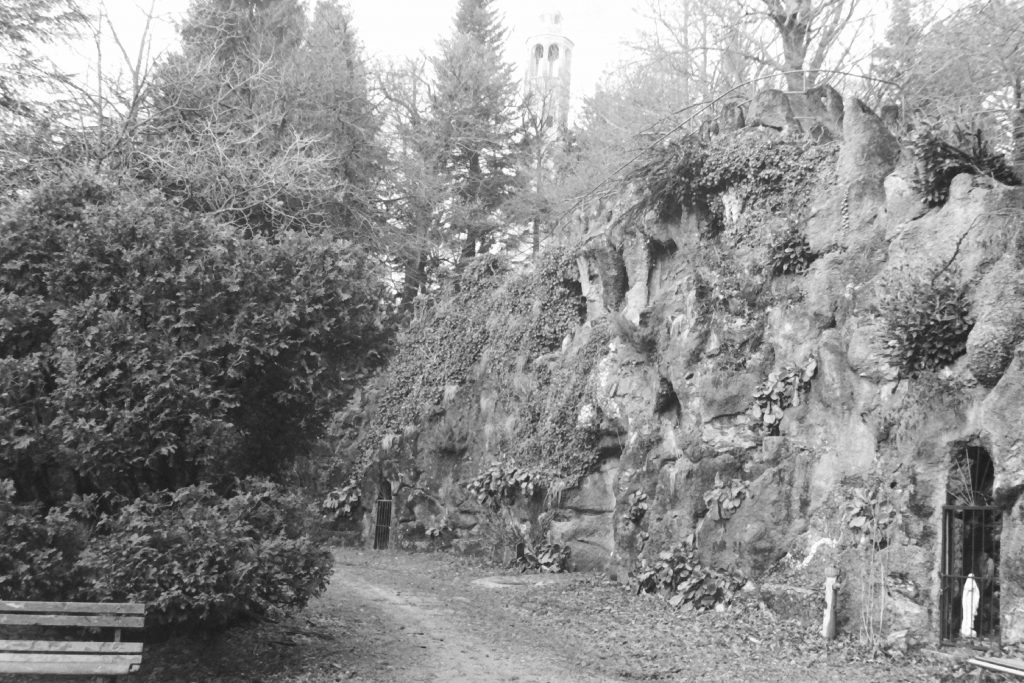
467;465;540;511
76;481;332;630
749;359;817;435
911;125;1020;206
511;542;570;573
0;480;88;600
623;130;834;227
0;172;391;500
877;266;973;377
321;477;362;520
630;542;744;610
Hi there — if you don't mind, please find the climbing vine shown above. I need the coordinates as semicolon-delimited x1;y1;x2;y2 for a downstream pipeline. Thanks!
350;249;587;471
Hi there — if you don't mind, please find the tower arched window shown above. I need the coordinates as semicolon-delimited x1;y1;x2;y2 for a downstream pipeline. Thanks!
548;44;559;62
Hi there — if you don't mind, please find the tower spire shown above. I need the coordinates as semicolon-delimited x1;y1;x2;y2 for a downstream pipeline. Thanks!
524;11;573;130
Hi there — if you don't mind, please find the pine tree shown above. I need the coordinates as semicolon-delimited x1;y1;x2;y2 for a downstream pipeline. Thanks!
430;0;518;259
872;0;920;106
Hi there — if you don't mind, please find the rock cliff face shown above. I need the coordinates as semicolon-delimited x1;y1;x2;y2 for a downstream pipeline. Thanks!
354;95;1024;645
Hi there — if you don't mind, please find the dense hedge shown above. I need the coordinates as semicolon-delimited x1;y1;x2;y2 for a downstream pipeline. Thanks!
0;172;390;502
0;478;331;630
78;481;331;628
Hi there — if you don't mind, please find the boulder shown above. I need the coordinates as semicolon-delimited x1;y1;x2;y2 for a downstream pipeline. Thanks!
696;371;759;420
967;254;1024;386
551;458;620;570
718;101;746;132
747;89;798;132
837;98;899;188
846;319;899;382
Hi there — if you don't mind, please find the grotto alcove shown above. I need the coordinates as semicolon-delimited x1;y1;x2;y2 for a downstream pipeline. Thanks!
939;440;1000;643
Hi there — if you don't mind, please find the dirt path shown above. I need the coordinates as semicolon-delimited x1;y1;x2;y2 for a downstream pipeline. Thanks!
324;552;605;682
119;547;961;682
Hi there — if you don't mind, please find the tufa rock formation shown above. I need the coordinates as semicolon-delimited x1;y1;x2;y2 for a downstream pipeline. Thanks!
346;93;1024;646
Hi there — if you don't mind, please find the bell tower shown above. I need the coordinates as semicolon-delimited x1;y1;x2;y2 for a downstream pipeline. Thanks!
524;11;573;130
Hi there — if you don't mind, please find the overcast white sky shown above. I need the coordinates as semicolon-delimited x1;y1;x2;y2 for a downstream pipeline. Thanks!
61;0;647;113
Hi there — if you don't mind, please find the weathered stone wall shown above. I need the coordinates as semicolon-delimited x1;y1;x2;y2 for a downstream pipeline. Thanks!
360;94;1024;646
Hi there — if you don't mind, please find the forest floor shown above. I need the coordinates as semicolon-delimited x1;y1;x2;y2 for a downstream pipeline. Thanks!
13;547;1007;682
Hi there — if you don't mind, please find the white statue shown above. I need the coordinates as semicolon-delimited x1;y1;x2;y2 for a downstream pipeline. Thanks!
961;573;981;638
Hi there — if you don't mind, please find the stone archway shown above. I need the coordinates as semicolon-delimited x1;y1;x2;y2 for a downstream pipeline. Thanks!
940;441;1001;643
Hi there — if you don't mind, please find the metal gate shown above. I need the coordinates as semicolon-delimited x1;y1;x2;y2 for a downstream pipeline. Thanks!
373;482;392;550
939;504;1000;643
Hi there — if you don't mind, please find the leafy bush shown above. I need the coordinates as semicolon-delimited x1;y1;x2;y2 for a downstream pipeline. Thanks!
877;266;973;377
511;542;570;573
702;474;750;520
76;481;332;629
749;359;817;435
911;126;1020;206
321;478;362;520
467;465;540;511
630;542;744;610
0;172;390;501
769;227;816;276
0;480;88;600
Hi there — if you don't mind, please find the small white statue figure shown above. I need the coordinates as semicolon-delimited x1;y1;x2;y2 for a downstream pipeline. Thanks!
961;573;981;638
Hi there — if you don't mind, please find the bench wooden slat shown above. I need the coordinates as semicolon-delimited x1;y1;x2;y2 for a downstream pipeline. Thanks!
0;652;142;664
969;656;1024;677
0;613;145;628
0;640;144;654
0;656;141;676
0;601;145;615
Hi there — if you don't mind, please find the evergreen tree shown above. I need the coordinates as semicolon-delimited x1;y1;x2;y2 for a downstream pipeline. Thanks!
430;0;518;259
872;0;920;106
139;0;380;237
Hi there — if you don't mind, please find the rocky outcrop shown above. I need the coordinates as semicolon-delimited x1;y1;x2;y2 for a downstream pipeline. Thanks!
359;94;1024;647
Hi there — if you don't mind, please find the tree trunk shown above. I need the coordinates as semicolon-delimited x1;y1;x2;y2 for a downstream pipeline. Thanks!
400;250;426;309
1013;78;1024;175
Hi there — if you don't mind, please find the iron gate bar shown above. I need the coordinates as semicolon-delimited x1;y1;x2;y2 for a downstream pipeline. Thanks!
940;503;1000;645
373;499;392;550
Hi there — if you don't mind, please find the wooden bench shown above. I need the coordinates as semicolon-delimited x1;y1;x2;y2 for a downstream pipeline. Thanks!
0;600;145;678
969;655;1024;678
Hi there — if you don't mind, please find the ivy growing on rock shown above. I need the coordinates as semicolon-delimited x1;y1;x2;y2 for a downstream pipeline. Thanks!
349;248;595;481
877;265;973;378
622;129;836;228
